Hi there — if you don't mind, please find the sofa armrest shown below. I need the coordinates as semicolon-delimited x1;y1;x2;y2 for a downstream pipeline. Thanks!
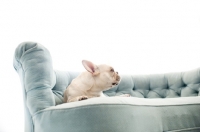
14;42;56;115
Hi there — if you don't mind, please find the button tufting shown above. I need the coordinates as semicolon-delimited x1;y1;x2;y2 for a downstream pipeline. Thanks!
149;86;151;90
182;83;187;87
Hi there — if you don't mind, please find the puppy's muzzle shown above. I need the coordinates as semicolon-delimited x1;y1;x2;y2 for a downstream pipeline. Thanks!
112;72;120;86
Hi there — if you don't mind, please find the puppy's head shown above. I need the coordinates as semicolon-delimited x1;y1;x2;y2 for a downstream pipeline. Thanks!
82;60;120;91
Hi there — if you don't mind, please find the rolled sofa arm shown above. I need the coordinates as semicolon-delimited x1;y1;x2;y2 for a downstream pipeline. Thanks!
13;42;56;115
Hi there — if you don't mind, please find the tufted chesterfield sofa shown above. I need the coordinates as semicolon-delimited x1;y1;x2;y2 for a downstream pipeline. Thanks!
13;42;200;132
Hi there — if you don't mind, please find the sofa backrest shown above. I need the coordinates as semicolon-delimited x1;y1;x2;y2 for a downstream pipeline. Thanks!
105;69;200;98
53;68;200;105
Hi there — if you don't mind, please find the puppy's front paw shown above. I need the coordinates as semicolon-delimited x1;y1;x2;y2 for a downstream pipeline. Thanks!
78;96;88;101
119;94;131;97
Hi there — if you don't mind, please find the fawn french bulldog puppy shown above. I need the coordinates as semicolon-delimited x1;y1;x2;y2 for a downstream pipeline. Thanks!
64;60;124;103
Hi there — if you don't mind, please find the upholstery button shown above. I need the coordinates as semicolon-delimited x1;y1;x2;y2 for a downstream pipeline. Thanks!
182;83;187;87
149;86;151;90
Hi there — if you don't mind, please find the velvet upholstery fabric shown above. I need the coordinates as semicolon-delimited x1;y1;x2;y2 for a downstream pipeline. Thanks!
14;42;200;132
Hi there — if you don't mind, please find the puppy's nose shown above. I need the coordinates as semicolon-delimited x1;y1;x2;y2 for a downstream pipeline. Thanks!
116;72;118;74
116;75;120;81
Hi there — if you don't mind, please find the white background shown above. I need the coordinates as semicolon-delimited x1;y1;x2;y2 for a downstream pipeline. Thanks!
0;0;200;131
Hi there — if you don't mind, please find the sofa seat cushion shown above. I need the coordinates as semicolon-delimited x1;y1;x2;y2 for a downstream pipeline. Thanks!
32;96;200;132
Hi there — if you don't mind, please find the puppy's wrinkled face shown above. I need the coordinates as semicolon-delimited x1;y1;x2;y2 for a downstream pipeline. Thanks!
82;60;120;90
96;64;120;90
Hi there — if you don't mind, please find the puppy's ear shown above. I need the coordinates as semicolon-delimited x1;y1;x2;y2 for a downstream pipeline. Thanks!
82;60;99;75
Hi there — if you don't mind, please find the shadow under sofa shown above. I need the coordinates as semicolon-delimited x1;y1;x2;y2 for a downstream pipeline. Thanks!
13;42;200;132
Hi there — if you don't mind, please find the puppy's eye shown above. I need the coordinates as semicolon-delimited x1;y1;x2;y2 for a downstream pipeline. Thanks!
110;68;114;72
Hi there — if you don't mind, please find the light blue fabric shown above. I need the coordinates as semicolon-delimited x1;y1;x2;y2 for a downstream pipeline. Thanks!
14;42;200;132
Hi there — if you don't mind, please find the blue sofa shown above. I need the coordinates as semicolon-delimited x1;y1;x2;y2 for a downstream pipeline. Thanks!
13;42;200;132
